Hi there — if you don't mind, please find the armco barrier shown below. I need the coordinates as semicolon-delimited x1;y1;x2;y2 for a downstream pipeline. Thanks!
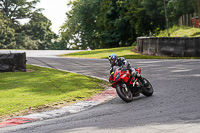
137;37;200;57
0;51;26;72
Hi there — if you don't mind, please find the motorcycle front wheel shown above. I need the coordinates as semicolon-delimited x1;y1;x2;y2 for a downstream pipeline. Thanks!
142;78;154;97
116;84;133;102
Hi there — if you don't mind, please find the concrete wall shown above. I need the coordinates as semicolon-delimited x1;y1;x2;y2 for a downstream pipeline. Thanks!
137;37;200;57
0;52;26;72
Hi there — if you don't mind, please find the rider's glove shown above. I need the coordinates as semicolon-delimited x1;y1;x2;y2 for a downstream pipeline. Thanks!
131;71;142;78
131;71;137;77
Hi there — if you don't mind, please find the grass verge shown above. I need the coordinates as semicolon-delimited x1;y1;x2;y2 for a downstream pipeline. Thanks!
60;46;200;59
0;65;108;121
157;25;200;37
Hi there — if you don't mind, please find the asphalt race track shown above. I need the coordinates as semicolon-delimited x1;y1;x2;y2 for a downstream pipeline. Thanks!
1;51;200;133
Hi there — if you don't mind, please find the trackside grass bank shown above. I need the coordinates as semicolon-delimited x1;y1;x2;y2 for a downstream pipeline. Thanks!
157;26;200;37
61;46;200;59
0;65;108;121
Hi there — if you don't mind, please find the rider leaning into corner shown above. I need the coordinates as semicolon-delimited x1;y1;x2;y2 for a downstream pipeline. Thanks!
108;53;146;86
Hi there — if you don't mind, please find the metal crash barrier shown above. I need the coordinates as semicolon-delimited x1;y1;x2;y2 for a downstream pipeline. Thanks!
0;51;26;72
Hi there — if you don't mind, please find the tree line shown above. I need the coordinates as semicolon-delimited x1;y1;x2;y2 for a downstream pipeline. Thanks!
60;0;198;49
0;0;57;50
0;0;199;50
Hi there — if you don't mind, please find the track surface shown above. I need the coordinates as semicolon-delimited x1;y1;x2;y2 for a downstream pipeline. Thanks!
1;52;200;133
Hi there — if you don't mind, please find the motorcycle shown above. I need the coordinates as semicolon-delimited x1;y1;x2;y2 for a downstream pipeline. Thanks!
109;66;153;102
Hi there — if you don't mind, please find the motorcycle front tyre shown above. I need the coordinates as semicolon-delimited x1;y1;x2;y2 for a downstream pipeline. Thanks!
142;78;153;97
116;85;133;102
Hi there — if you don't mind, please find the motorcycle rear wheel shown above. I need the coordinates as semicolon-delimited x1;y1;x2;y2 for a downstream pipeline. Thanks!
116;84;133;102
142;78;153;96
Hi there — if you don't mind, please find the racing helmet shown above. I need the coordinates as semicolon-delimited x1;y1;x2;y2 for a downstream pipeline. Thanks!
108;53;118;66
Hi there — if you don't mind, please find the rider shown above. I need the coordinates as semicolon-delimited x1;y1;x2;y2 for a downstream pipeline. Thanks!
108;53;146;86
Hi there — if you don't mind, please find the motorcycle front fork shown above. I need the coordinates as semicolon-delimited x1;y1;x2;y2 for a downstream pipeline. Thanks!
121;83;128;92
132;78;141;87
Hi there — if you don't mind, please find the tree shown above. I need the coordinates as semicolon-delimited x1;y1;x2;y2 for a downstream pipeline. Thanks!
101;0;121;47
0;12;16;49
60;0;101;49
23;12;56;49
0;0;50;50
95;0;111;48
0;0;40;22
141;0;166;33
195;0;200;19
167;0;195;24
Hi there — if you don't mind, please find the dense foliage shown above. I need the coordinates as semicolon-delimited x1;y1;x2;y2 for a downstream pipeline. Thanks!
0;0;57;49
60;0;198;49
0;0;199;50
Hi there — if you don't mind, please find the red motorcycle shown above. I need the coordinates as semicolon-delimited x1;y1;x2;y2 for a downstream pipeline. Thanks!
109;66;153;102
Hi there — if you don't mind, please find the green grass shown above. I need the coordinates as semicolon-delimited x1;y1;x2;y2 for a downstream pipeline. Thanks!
60;46;200;59
0;65;107;120
157;25;200;37
61;46;161;59
61;46;137;59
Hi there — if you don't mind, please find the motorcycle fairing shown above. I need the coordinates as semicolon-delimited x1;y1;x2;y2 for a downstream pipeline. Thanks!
109;68;133;87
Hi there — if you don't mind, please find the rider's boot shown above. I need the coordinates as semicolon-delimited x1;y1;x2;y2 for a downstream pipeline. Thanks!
131;71;147;87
